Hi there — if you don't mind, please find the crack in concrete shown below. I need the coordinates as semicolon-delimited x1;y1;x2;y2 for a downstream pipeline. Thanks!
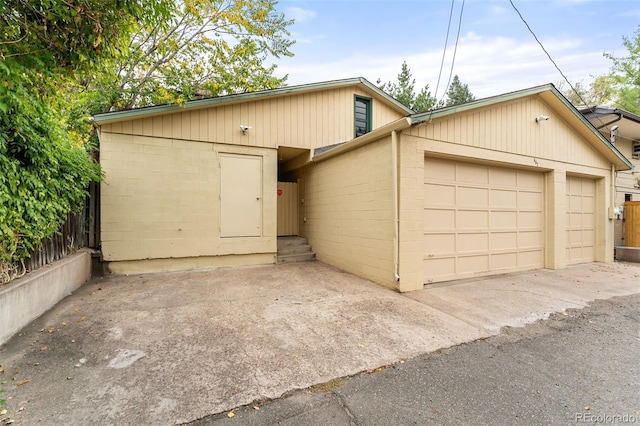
331;391;358;426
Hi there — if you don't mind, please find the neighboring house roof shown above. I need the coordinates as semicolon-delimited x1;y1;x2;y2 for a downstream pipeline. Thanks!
579;106;640;146
316;83;632;171
92;77;414;124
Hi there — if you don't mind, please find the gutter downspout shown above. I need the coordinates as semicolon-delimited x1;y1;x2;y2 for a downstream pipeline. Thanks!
610;164;616;220
392;130;400;282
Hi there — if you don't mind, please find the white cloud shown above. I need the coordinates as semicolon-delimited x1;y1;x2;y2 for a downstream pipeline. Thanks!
279;33;612;100
286;7;317;24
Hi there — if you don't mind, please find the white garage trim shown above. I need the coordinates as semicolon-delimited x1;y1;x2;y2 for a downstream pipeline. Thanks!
424;157;545;284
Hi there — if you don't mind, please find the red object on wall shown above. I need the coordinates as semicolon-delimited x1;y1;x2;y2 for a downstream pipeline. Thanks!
277;189;283;196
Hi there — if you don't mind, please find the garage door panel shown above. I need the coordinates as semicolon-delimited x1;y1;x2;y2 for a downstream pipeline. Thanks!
517;171;542;188
490;189;517;208
425;158;455;180
425;183;455;205
490;232;517;250
518;191;542;207
424;157;544;284
569;195;582;210
566;176;596;264
490;211;517;228
424;209;455;229
489;168;517;186
519;230;543;248
424;257;455;281
583;213;595;227
457;255;489;274
490;253;518;270
456;233;489;252
519;211;543;228
457;163;489;184
425;234;455;254
518;250;543;267
457;186;489;207
457;210;489;228
582;197;594;210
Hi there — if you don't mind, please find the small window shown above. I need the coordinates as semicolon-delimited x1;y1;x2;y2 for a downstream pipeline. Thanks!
625;194;632;202
354;96;372;137
633;141;640;159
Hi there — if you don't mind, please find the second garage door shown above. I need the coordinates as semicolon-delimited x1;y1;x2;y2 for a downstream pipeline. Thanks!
424;157;544;284
566;176;596;264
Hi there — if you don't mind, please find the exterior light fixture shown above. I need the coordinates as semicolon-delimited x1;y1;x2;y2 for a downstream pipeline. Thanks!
240;125;252;135
535;115;549;122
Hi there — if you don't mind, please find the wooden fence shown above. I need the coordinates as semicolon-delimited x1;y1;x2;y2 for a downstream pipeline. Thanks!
624;201;640;247
1;182;99;284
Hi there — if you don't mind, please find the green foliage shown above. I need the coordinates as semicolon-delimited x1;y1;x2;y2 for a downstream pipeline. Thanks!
603;25;640;114
1;0;174;76
0;0;157;270
0;60;101;268
444;75;475;107
378;61;437;112
557;76;616;108
80;0;295;112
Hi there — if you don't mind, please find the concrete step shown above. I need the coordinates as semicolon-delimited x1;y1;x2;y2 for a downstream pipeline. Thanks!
277;236;308;249
277;236;315;263
277;252;316;264
278;244;313;256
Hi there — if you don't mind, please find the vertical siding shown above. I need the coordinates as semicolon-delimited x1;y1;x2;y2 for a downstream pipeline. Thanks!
409;97;609;170
300;137;396;287
104;86;406;150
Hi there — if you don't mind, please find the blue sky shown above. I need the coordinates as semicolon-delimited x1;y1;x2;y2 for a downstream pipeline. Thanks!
273;0;640;100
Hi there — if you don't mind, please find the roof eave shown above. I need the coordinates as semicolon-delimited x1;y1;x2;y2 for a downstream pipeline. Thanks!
410;84;632;171
312;117;412;163
92;77;413;125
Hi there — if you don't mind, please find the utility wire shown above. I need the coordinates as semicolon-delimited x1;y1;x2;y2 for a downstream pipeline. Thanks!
437;0;466;108
508;0;612;133
432;0;456;108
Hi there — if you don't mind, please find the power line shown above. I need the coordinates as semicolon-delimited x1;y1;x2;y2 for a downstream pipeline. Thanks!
437;0;466;108
508;0;612;132
432;0;456;106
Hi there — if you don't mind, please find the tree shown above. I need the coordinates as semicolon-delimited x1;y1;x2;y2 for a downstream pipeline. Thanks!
603;25;640;114
0;0;172;274
378;61;437;112
557;76;615;108
444;75;475;107
79;0;294;112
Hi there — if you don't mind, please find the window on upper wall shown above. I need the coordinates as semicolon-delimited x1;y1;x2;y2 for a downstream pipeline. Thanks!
354;96;372;138
633;141;640;159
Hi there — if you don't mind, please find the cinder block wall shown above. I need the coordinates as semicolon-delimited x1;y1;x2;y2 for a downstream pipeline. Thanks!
300;137;397;289
100;132;277;270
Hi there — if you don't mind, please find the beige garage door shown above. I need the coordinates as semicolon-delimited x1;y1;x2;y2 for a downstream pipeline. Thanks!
566;176;595;264
424;158;544;284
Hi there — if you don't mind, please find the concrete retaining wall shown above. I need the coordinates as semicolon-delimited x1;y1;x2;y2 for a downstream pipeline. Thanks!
0;250;91;346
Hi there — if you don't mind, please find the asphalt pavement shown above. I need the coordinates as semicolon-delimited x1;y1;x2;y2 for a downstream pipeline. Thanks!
1;261;639;425
192;293;640;425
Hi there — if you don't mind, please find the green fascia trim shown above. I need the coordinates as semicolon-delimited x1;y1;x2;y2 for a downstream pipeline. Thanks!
410;83;632;170
548;86;632;169
410;84;555;124
93;77;413;124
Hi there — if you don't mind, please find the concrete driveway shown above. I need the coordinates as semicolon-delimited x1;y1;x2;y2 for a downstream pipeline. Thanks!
1;261;639;425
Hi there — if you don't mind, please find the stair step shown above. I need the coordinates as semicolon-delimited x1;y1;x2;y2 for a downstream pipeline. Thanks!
277;236;308;249
278;244;313;256
277;253;316;264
